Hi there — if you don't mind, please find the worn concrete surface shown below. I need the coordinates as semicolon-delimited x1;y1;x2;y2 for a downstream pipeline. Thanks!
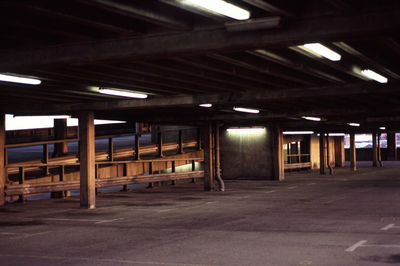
0;162;399;266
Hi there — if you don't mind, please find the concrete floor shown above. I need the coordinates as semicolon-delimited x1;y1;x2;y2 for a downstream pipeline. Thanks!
0;162;399;266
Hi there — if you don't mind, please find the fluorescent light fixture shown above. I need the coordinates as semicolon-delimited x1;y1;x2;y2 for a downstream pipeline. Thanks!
348;123;360;127
301;116;321;121
182;0;250;20
199;103;212;108
233;107;260;114
360;69;388;83
226;127;265;133
99;88;148;99
283;131;314;135
299;43;341;61
328;133;345;136
0;73;41;85
379;127;386;130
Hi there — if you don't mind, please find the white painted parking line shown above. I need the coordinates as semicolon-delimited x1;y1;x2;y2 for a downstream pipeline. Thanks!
288;186;297;190
264;190;276;194
381;223;400;231
345;240;367;252
346;240;400;252
41;218;123;224
10;231;52;240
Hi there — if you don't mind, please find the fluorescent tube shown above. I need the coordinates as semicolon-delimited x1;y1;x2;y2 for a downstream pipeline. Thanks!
301;43;341;61
301;116;321;121
0;73;41;85
182;0;250;20
233;107;260;114
99;88;148;99
348;123;360;127
199;103;212;108
360;69;388;83
283;131;314;135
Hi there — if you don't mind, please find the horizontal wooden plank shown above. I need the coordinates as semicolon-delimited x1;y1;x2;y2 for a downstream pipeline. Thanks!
284;162;312;170
5;171;204;196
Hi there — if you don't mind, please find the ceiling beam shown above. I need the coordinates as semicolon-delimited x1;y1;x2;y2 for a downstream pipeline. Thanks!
2;8;400;70
4;82;400;115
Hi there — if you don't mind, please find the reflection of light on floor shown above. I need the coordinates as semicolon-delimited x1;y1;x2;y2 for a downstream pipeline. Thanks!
6;114;125;131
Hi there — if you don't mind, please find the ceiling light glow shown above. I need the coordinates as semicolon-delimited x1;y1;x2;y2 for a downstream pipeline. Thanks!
99;88;148;99
379;127;386;130
283;131;314;135
300;43;341;61
360;69;388;83
328;133;345;136
226;127;265;133
182;0;250;20
233;107;260;114
301;116;321;121
199;103;212;108
0;73;41;85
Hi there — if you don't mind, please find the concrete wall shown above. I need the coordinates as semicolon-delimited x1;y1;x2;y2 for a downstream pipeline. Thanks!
220;127;273;180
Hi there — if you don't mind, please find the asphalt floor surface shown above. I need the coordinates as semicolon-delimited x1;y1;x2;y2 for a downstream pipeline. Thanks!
0;161;399;266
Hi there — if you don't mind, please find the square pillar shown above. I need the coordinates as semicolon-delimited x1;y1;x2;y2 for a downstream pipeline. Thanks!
0;114;5;206
387;132;397;161
272;127;284;181
350;133;357;171
372;133;378;167
334;136;345;167
319;134;325;175
53;118;68;157
79;111;96;209
202;123;214;191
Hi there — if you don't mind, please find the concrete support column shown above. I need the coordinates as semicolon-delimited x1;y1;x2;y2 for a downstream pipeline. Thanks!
334;136;345;167
372;132;378;167
319;134;325;175
387;132;397;161
202;123;214;191
53;118;68;157
79;111;96;209
272;127;284;181
0;114;5;206
378;133;383;167
350;133;357;171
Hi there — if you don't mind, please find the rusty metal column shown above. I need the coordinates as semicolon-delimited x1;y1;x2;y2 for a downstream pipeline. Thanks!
350;133;357;171
0;114;5;206
79;111;96;209
202;123;214;191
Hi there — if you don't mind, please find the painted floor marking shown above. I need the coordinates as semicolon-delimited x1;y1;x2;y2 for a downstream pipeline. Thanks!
345;240;367;252
308;183;316;186
264;190;276;194
41;218;123;224
288;186;297;190
8;231;52;240
346;240;400;252
381;223;400;231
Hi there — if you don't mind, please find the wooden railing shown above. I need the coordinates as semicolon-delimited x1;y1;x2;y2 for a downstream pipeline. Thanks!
4;129;204;200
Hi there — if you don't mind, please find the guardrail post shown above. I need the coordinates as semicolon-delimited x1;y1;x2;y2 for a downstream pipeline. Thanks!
123;163;128;191
158;132;163;157
147;161;154;188
197;128;202;151
191;160;196;183
108;137;114;162
178;130;184;154
171;160;176;185
42;143;49;175
18;167;24;203
135;134;140;160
